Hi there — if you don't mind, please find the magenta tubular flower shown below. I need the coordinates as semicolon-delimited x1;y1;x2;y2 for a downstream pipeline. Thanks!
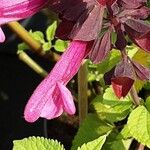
0;0;47;42
24;41;88;123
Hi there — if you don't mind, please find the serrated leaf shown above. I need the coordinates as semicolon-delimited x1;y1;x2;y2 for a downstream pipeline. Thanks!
71;114;113;150
102;130;131;150
77;134;107;150
46;21;57;41
127;106;150;148
13;136;65;150
31;31;45;44
91;87;132;123
119;125;132;140
54;39;68;52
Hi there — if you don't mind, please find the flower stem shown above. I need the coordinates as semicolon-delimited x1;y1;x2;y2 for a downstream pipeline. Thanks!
78;60;88;124
7;21;60;61
130;86;141;106
18;51;48;78
138;144;144;150
7;21;44;54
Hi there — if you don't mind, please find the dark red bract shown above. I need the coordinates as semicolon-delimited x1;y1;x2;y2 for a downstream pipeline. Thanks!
49;0;150;98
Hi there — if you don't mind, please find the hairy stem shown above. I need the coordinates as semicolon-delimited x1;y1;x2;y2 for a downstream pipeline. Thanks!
130;86;140;106
138;144;145;150
78;60;88;124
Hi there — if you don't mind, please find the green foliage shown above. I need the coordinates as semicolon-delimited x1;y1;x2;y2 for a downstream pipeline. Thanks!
91;87;133;123
17;21;68;53
127;105;150;148
71;114;113;150
77;134;108;150
13;136;64;150
88;49;121;82
102;130;132;150
54;39;68;52
46;21;57;41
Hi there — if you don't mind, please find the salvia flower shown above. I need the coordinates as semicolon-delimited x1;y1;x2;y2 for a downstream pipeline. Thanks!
24;41;88;122
0;0;47;42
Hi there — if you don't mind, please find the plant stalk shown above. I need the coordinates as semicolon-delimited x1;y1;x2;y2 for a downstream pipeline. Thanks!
78;60;88;124
130;86;140;106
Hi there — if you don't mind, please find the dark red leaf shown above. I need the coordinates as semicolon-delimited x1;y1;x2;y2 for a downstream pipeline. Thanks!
124;19;150;38
70;5;105;41
118;0;145;9
133;32;150;53
132;61;150;80
124;19;150;52
89;30;111;63
111;59;135;98
119;6;150;20
111;77;134;98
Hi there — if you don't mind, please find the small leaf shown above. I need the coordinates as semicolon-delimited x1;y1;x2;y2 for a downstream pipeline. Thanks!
54;39;68;52
132;61;150;80
111;59;135;98
42;42;52;51
17;43;29;53
13;136;65;150
89;30;111;64
31;31;45;43
71;114;113;150
77;134;107;150
46;21;57;41
127;106;150;148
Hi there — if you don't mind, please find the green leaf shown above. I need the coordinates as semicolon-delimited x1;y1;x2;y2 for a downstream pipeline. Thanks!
30;31;45;43
13;136;65;150
17;43;29;53
54;39;68;52
119;125;132;140
91;87;133;123
77;134;107;150
145;96;150;112
102;130;131;150
71;114;113;150
46;21;57;41
97;49;121;74
42;42;52;51
127;105;150;148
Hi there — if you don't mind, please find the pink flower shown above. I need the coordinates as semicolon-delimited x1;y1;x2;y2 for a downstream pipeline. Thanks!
0;0;47;42
24;41;88;123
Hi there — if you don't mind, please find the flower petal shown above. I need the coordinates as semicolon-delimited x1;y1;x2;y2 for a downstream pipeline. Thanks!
57;82;76;115
24;82;56;123
0;28;5;43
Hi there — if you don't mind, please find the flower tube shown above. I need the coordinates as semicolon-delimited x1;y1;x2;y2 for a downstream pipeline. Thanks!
24;41;88;122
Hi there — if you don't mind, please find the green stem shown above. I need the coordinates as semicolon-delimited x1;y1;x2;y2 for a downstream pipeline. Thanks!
78;60;88;124
7;21;44;54
7;21;60;61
